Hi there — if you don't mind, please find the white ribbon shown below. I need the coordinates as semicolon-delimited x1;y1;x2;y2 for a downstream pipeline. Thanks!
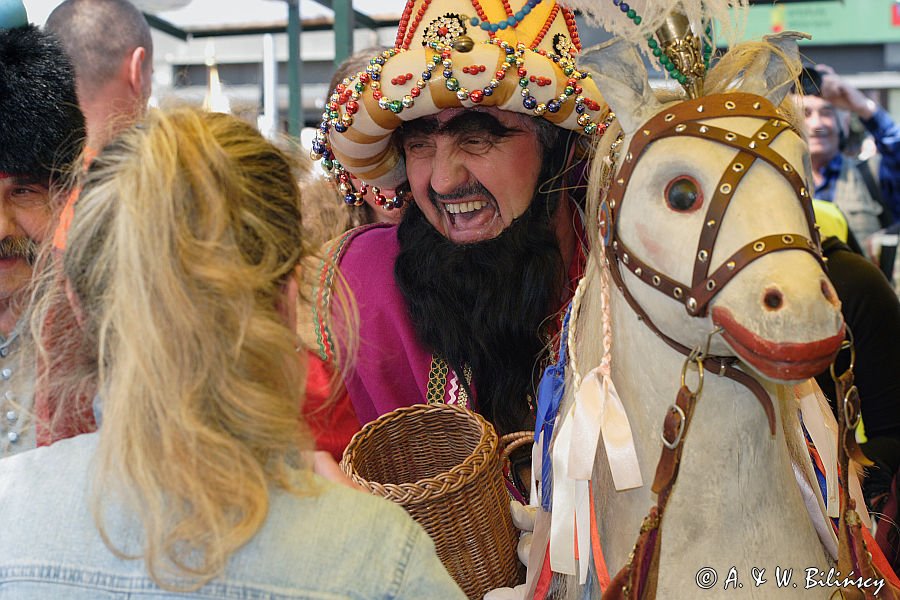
547;268;642;584
795;380;840;518
794;379;871;528
570;367;643;490
549;367;642;583
549;404;592;583
550;405;578;577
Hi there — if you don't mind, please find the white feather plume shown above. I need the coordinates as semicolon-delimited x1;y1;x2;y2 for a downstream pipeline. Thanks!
562;0;748;62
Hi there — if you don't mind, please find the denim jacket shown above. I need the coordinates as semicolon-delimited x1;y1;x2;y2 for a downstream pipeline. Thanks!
0;434;465;599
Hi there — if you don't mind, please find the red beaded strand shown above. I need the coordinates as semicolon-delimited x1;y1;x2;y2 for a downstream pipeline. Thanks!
530;4;558;49
395;0;416;48
402;0;434;50
562;7;580;51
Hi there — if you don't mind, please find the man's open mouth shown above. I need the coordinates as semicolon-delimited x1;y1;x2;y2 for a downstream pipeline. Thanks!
428;180;504;243
439;198;501;243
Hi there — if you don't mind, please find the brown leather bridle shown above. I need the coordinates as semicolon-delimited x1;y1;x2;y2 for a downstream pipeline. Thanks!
600;93;828;600
599;92;823;430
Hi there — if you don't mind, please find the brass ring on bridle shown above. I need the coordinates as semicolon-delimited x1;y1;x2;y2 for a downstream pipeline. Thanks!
829;326;856;384
842;385;861;430
680;353;704;396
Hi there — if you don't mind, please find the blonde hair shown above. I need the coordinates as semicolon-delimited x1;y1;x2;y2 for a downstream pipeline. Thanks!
33;107;313;588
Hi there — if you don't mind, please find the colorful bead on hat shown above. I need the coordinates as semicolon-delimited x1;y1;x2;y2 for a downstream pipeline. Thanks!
312;0;610;201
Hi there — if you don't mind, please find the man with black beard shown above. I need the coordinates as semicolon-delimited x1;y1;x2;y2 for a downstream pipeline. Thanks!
305;0;609;465
394;109;573;438
0;14;85;457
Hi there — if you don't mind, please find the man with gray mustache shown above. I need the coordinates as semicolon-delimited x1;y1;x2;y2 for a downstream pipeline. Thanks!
0;11;85;457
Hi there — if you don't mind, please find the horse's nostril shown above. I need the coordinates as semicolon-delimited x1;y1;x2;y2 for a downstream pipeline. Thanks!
763;289;783;310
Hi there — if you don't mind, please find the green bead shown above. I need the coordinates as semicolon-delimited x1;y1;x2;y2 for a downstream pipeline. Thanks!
659;55;669;65
564;85;575;96
322;158;333;169
446;77;459;91
519;77;529;88
652;47;662;57
389;100;403;113
665;61;676;72
633;15;642;25
626;9;635;18
584;122;597;135
563;66;574;76
647;38;658;49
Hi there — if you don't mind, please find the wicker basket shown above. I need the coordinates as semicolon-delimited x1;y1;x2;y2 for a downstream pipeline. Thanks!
340;403;519;599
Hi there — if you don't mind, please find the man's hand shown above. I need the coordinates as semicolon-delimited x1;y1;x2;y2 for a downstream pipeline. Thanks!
483;501;538;600
511;501;537;566
484;584;528;599
817;64;878;120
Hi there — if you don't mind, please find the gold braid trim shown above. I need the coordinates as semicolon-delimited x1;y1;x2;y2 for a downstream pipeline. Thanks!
425;354;472;409
425;354;450;404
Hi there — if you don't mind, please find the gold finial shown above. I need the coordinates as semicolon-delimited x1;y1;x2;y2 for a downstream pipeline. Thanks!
655;12;706;99
451;35;475;52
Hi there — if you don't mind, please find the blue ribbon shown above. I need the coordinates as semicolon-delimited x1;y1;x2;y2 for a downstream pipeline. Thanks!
534;303;571;511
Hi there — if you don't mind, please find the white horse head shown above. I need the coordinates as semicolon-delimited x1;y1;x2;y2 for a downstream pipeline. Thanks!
579;33;844;382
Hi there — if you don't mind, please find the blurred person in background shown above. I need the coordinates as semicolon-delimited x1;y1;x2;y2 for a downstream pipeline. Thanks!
320;47;406;231
796;64;900;244
35;0;154;442
0;15;84;458
45;0;152;155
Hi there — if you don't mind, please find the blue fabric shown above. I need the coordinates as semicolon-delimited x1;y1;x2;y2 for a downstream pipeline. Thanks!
534;304;572;511
814;153;844;203
0;433;466;599
868;108;900;222
802;420;840;531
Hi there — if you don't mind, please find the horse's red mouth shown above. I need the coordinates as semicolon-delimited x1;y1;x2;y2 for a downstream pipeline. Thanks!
711;307;844;381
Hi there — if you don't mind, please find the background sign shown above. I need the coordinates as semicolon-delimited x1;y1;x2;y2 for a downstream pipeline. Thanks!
741;0;900;45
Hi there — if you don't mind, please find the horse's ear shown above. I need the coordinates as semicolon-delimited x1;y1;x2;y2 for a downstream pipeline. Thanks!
578;38;661;135
737;31;811;106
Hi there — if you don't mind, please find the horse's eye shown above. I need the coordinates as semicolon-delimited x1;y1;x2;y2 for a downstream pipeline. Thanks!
665;176;702;212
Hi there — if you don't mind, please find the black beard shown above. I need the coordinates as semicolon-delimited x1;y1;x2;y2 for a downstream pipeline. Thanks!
394;199;566;436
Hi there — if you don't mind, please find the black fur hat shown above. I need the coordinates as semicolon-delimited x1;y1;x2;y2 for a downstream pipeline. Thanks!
0;24;85;183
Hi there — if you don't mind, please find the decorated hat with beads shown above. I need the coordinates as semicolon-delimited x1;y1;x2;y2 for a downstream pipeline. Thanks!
312;0;610;208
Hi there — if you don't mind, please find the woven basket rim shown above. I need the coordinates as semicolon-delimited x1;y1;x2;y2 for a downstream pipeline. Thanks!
340;403;499;503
